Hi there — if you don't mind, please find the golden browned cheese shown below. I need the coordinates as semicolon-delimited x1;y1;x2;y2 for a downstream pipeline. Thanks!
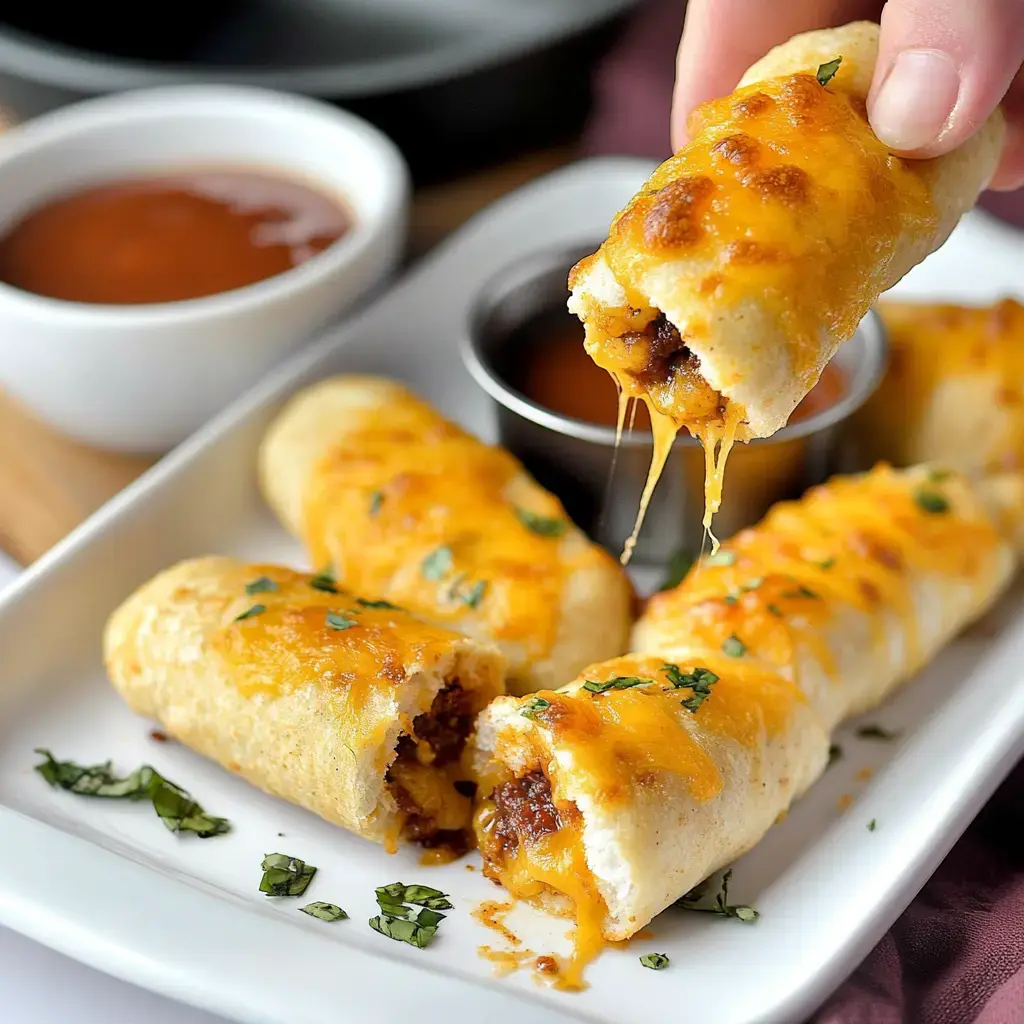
472;464;1015;987
858;299;1024;474
638;464;1004;690
573;77;929;429
567;22;1002;550
474;654;810;987
288;385;629;692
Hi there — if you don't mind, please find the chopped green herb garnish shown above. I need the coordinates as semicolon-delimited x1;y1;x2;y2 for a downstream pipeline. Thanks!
914;488;950;514
767;603;784;617
867;819;877;832
235;604;266;621
724;594;738;606
664;665;720;713
326;611;358;631
245;576;279;595
459;579;488;609
376;883;453;911
355;597;402;611
369;884;451;949
521;697;551;720
583;676;655;694
721;634;746;658
706;550;736;567
34;751;230;837
817;558;836;570
640;952;670;970
514;507;567;537
259;853;317;897
856;724;902;741
300;902;348;922
816;56;842;86
659;547;695;591
827;743;843;768
677;869;759;922
783;585;820;599
421;546;453;580
309;568;339;593
369;914;440;949
369;490;384;517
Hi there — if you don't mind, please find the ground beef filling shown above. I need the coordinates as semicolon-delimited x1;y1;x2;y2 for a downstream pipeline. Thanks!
621;312;722;421
491;770;561;856
386;681;476;854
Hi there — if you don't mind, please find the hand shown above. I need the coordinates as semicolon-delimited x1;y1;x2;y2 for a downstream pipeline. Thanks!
670;0;1024;190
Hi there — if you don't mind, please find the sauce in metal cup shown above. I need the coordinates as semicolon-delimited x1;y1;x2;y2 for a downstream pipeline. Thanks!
462;244;888;566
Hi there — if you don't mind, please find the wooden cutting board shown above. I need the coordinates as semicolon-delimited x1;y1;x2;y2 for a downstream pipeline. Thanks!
0;147;576;566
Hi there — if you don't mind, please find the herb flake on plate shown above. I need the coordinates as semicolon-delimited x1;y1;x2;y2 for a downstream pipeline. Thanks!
235;604;266;621
639;952;670;970
369;883;451;949
259;853;317;897
514;507;567;538
677;869;759;922
300;902;348;922
369;490;384;517
856;724;902;740
34;751;230;837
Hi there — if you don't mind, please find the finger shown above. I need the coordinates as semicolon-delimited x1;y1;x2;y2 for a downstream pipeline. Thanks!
869;0;1024;158
671;0;880;150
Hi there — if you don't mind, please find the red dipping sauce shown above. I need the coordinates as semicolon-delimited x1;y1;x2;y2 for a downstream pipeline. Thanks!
0;169;352;305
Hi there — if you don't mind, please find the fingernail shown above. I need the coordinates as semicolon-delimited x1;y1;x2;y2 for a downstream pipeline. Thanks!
870;49;961;152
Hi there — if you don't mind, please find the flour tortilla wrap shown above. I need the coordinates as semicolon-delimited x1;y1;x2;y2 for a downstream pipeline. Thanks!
104;556;506;853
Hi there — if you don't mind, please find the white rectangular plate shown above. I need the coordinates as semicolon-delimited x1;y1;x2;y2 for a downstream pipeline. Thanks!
1;158;1023;1024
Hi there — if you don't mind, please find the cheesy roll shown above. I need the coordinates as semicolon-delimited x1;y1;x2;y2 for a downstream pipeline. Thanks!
856;300;1024;476
259;376;633;695
104;557;505;855
473;654;828;987
634;464;1015;731
473;465;1013;983
567;21;1003;534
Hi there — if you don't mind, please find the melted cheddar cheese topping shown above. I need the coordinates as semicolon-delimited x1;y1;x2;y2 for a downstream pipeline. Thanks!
570;67;936;540
641;464;1004;677
300;392;610;660
475;653;806;984
861;299;1024;473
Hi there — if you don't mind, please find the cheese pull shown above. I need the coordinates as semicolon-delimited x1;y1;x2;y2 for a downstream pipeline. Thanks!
259;376;633;695
567;21;1003;540
104;557;506;854
472;465;1014;985
856;300;1024;477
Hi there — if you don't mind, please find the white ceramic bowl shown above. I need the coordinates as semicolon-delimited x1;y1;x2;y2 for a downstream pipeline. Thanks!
0;85;409;452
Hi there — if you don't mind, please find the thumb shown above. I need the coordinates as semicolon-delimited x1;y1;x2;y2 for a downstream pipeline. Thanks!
868;0;1024;158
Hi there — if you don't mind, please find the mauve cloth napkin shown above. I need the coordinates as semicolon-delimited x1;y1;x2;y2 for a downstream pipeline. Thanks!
581;3;1024;1021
